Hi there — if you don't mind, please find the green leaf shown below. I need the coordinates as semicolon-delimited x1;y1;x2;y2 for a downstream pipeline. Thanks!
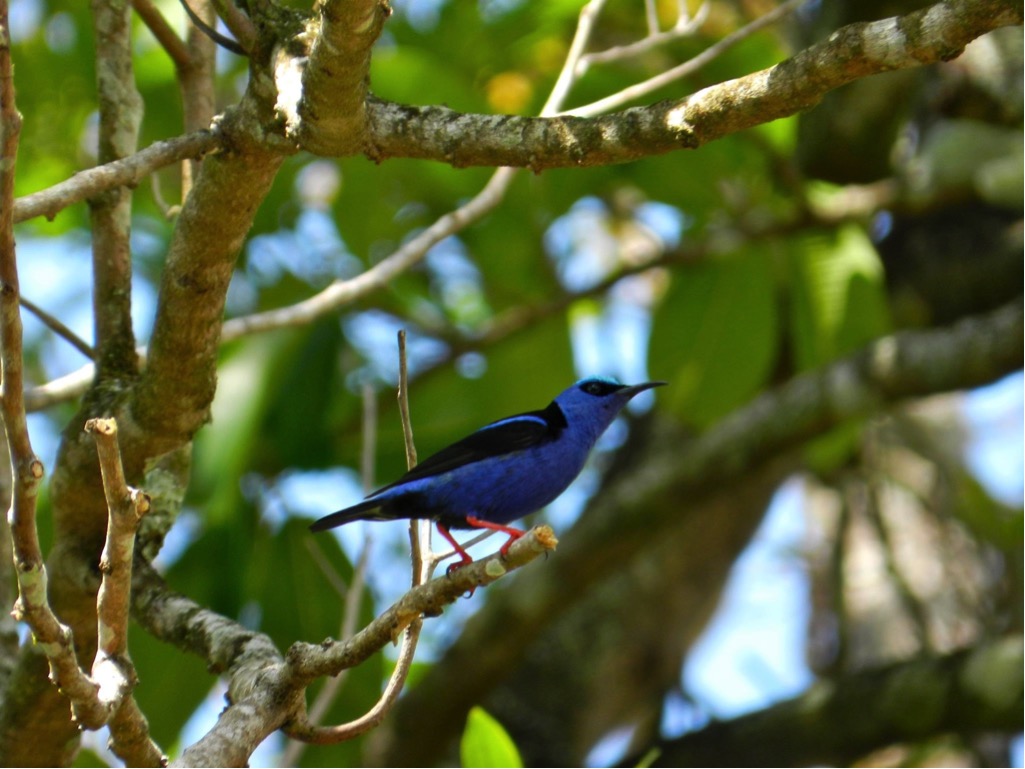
789;223;892;370
649;251;778;427
460;707;523;769
130;619;217;750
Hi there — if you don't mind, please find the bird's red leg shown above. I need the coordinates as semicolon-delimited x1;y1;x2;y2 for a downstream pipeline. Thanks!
436;523;474;574
465;516;527;557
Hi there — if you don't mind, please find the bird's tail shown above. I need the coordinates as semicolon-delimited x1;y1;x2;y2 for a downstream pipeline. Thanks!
309;498;393;532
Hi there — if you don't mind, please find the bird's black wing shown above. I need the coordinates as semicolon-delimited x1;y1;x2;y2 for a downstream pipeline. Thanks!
374;400;567;493
310;401;567;532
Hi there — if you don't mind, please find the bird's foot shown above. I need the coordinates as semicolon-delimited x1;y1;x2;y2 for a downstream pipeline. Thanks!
498;533;522;559
445;557;473;576
465;516;526;560
444;558;478;598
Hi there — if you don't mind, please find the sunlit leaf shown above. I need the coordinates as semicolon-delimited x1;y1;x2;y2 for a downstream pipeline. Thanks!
789;224;892;370
460;707;524;769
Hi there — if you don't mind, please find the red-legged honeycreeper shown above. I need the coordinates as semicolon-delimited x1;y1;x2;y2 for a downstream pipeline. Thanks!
310;377;666;569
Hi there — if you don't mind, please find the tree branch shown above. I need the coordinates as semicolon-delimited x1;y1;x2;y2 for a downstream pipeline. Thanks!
208;0;257;55
628;635;1024;767
179;0;220;198
130;110;282;450
179;0;247;56
364;0;1022;168
575;1;709;77
290;0;391;154
89;0;144;378
283;526;558;683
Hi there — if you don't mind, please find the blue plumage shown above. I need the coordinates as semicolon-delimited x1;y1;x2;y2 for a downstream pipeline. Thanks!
310;377;665;567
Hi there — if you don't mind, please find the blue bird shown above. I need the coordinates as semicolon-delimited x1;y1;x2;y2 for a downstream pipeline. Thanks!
310;377;665;570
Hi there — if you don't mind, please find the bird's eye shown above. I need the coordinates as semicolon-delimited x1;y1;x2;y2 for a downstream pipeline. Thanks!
581;380;617;396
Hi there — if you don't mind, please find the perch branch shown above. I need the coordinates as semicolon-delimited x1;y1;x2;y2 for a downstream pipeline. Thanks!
131;526;555;766
285;330;428;745
284;526;558;683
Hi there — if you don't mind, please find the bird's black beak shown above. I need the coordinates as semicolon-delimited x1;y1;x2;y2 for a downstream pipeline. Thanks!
621;381;667;398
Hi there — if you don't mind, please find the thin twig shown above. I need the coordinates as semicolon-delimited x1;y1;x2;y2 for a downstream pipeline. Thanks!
396;330;418;473
19;294;96;359
281;380;378;765
577;2;709;74
132;0;191;70
220;167;517;341
644;0;659;36
565;0;805;117
285;332;430;745
280;540;370;766
149;168;181;219
178;0;247;55
177;0;217;199
396;330;431;582
208;0;257;54
305;537;350;597
360;381;377;493
543;0;609;115
284;332;428;746
90;0;144;378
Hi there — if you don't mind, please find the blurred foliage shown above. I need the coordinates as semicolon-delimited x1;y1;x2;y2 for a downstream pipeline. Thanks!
9;0;1022;764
